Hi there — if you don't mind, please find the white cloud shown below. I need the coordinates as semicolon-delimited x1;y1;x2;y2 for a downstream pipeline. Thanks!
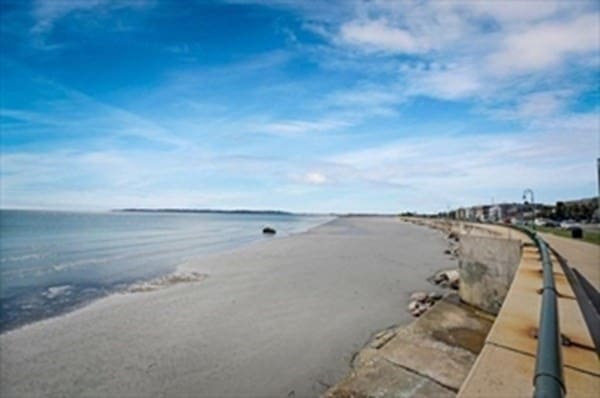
482;89;576;120
486;14;599;75
299;0;599;105
0;67;188;149
328;113;598;205
32;0;151;34
303;172;328;185
339;19;424;53
446;0;566;24
406;65;482;100
516;90;572;118
33;0;109;33
257;118;350;136
0;148;269;210
328;87;399;107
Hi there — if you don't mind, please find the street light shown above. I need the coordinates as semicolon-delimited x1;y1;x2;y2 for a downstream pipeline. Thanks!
523;188;535;228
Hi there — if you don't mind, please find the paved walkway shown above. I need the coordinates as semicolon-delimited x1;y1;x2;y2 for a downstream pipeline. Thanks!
540;233;599;289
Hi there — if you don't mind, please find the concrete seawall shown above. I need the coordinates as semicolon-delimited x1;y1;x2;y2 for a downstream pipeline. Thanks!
458;234;521;315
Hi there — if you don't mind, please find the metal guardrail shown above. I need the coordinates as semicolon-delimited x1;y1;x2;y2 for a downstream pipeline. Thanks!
530;232;565;398
504;225;565;397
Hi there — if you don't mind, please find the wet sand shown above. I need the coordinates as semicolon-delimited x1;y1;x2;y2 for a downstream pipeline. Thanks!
0;217;455;398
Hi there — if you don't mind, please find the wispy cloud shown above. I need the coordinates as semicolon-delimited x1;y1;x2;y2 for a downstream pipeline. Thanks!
486;14;599;75
327;113;597;206
339;19;425;54
302;171;328;185
1;62;188;149
296;0;599;108
255;118;351;136
31;0;151;34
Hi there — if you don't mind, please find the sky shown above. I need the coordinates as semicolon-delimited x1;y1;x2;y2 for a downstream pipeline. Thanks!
0;0;598;213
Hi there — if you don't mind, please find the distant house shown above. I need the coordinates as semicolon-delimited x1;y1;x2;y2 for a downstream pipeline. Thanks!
465;207;475;221
471;205;491;222
489;205;502;222
505;204;523;222
489;203;519;223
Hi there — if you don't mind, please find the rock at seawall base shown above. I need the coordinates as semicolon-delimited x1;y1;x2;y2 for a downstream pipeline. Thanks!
410;292;428;302
433;269;460;290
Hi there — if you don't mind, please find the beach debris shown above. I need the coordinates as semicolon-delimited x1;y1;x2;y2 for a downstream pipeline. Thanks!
262;226;276;235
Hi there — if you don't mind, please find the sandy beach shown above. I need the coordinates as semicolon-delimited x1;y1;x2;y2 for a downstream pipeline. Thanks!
0;217;455;398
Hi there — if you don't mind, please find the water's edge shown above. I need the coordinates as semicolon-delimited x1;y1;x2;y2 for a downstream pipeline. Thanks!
0;211;335;334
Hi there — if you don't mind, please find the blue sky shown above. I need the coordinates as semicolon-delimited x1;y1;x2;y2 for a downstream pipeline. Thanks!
1;0;598;213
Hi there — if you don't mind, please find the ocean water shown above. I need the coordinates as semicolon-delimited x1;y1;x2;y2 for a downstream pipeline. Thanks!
0;210;333;333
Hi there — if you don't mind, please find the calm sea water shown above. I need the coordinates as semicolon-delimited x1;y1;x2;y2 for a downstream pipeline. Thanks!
0;210;333;333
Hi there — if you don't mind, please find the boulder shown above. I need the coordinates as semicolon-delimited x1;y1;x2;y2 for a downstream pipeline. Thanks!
445;269;460;284
410;292;428;302
411;303;428;317
448;232;460;242
450;279;460;290
428;291;443;302
408;301;420;312
433;272;449;284
262;227;276;235
433;269;460;289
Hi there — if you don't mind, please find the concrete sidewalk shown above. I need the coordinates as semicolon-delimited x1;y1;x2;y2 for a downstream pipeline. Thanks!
540;232;599;289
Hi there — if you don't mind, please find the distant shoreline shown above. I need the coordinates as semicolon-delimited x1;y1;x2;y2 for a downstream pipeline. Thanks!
0;208;399;218
116;208;398;217
118;208;305;216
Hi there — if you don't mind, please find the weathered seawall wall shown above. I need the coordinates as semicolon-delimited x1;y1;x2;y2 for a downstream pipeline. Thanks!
458;235;521;315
